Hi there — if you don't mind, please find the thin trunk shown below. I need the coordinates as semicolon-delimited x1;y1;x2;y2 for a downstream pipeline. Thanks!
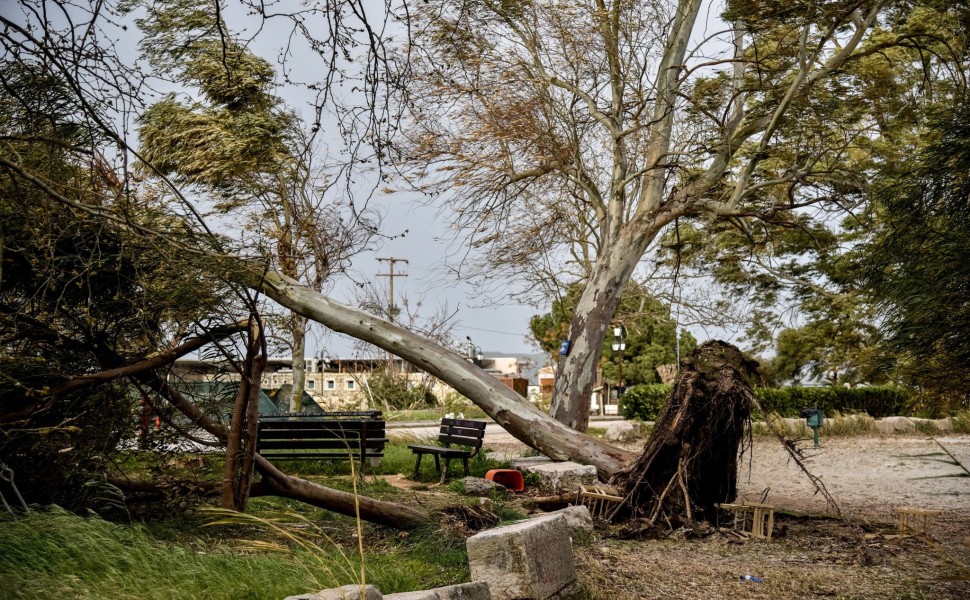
236;347;266;511
221;320;266;512
288;313;307;413
221;370;250;509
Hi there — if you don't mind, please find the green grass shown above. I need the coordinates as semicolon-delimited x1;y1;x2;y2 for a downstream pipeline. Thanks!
275;440;510;486
952;410;970;434
0;506;469;600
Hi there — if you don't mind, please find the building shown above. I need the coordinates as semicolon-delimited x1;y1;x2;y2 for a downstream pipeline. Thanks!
171;353;531;411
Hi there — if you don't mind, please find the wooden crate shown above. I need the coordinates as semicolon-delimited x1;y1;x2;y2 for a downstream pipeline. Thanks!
897;507;942;534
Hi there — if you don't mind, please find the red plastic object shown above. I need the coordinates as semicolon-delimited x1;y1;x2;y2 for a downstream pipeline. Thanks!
485;468;525;492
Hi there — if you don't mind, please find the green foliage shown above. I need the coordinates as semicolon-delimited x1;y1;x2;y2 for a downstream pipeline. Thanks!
754;386;911;419
620;384;913;420
858;96;970;405
530;282;696;386
0;61;226;509
365;370;438;410
619;384;672;421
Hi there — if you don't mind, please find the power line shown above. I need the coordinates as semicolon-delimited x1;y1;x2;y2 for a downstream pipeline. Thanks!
458;325;528;337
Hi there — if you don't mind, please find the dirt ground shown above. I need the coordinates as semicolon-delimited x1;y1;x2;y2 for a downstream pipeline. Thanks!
482;432;970;599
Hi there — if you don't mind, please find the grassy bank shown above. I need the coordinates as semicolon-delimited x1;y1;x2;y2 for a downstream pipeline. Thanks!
0;505;468;600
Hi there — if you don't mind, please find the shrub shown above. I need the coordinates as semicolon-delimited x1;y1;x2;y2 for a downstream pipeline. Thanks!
620;384;671;421
753;386;910;418
621;384;914;420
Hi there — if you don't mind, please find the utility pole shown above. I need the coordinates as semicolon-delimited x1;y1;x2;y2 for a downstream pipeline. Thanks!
376;257;408;323
377;257;408;376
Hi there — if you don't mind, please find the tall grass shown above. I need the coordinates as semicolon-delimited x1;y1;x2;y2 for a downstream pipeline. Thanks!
0;507;468;599
751;412;875;437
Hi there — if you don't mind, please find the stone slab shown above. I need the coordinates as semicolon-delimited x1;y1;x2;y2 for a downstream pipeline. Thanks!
285;584;382;600
383;582;490;600
508;456;553;470
467;514;576;600
603;421;640;442
517;461;597;495
534;505;593;536
874;416;916;434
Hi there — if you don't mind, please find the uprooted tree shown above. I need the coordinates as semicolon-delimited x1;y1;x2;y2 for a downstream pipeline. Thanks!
610;342;756;525
398;0;970;433
0;0;854;530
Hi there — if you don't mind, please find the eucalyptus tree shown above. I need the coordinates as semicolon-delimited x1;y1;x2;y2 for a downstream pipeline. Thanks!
396;0;969;431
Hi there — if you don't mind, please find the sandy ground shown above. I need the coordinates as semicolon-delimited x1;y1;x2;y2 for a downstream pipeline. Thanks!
735;435;970;521
478;430;970;599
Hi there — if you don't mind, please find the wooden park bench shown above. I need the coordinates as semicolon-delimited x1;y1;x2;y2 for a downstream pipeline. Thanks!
256;411;388;474
408;418;487;483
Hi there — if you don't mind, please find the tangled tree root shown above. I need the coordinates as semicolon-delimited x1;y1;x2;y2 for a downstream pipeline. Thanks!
610;341;758;526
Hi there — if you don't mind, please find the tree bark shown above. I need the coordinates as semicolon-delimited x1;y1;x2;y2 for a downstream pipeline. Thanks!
288;314;307;413
548;0;703;432
258;271;634;479
221;321;267;511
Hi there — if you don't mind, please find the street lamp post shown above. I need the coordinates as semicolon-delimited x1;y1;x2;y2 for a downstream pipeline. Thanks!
611;325;626;415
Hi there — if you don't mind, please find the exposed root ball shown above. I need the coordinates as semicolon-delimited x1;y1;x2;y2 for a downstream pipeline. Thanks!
610;341;758;526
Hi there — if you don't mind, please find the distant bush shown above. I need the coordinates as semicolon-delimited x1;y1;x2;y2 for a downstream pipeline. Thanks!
620;384;671;421
754;386;910;418
620;384;912;420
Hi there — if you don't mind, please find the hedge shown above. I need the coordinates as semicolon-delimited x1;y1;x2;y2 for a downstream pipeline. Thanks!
620;384;912;421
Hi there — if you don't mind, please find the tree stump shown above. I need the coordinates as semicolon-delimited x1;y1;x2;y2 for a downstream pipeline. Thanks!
610;341;758;526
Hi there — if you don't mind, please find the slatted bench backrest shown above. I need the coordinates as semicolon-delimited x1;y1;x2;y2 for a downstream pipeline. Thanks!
256;414;387;463
438;418;487;450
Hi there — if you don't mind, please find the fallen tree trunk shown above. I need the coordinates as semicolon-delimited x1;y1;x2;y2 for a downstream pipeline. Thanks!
258;271;633;478
140;373;431;529
610;341;757;525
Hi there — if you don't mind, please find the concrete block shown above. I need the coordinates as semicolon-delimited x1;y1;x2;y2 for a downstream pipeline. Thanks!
535;505;594;536
383;582;490;600
875;416;916;434
285;584;382;600
517;461;597;495
467;514;576;600
604;422;640;442
508;456;554;470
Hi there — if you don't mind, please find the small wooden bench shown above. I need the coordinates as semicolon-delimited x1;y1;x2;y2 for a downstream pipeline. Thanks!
256;411;388;474
408;418;487;483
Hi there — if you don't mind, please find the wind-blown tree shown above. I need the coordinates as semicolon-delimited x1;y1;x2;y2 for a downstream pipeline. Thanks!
0;0;431;528
135;4;375;414
396;0;968;431
859;96;970;408
0;62;239;508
